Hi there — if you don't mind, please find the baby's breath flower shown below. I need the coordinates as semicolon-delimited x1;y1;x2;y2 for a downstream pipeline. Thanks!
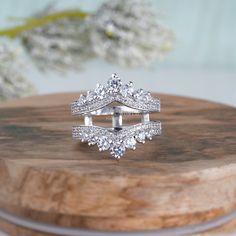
87;0;175;67
22;18;93;71
0;45;36;100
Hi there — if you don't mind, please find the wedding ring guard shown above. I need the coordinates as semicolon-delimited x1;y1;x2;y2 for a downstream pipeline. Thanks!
71;73;161;159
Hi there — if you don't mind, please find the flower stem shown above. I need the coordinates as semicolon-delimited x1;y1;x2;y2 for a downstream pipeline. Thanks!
0;10;88;39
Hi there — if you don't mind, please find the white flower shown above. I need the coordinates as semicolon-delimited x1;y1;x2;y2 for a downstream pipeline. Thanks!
88;0;175;67
19;0;174;71
22;17;93;71
0;45;36;100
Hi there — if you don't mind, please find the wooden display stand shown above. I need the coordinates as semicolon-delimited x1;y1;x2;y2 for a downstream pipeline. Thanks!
0;93;236;236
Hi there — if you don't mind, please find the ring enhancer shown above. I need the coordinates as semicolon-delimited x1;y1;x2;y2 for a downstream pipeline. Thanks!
71;73;161;159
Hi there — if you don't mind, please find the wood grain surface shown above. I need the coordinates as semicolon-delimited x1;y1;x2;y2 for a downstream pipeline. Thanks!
0;93;236;234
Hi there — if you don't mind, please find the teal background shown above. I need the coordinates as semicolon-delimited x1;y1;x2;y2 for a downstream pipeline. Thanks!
1;0;235;70
0;0;235;106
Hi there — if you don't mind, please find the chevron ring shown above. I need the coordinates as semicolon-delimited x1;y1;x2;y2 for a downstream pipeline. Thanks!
71;73;161;159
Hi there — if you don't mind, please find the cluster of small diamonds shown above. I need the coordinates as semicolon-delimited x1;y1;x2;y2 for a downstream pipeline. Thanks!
72;121;161;159
71;73;160;115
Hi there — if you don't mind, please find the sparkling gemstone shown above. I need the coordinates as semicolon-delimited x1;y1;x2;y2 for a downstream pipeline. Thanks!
136;132;145;143
125;136;136;149
88;136;98;145
133;89;151;101
110;144;125;159
145;130;154;140
107;73;122;93
80;133;90;142
97;136;110;151
120;82;134;97
142;92;151;102
79;94;87;104
95;84;106;99
133;88;144;100
87;90;97;102
111;73;119;79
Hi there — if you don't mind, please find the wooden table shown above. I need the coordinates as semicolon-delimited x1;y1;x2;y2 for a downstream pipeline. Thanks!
0;93;236;236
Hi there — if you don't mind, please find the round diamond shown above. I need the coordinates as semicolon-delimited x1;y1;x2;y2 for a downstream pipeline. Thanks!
133;89;144;100
145;129;155;140
78;94;87;104
87;90;97;102
80;133;90;142
133;89;151;101
120;82;134;97
97;136;110;151
95;84;106;99
108;73;122;93
110;144;125;159
125;136;136;149
142;92;151;102
88;136;98;145
111;73;119;79
136;132;145;143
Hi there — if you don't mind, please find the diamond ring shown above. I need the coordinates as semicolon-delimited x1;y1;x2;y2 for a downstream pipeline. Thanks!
71;73;161;159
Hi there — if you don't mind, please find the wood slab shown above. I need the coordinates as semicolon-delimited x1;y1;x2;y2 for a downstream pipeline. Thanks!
0;93;236;235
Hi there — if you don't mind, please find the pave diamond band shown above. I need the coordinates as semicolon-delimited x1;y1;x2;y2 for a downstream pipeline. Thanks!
71;73;161;159
71;93;160;115
71;74;160;115
72;122;161;158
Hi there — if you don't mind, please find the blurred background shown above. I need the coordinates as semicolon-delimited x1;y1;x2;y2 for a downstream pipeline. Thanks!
0;0;235;106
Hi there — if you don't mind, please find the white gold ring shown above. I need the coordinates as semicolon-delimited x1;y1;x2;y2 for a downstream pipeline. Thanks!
71;73;161;159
